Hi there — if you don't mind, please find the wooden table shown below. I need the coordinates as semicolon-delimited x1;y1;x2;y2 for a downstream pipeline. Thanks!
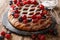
0;0;60;40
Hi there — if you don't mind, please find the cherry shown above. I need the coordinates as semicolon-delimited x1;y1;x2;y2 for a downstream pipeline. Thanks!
27;0;31;4
22;15;27;20
43;10;47;15
33;18;38;23
37;15;42;20
0;31;6;36
14;13;19;18
39;4;44;10
31;0;37;4
15;10;19;13
23;19;27;24
13;0;17;4
40;13;44;16
11;5;16;10
16;1;20;6
32;15;36;19
9;1;13;5
23;1;28;5
5;34;11;39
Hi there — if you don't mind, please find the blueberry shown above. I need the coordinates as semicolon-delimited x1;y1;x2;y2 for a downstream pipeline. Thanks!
42;16;46;19
28;19;32;22
18;17;23;22
9;1;13;5
53;29;58;36
14;7;18;10
11;12;15;16
0;36;4;40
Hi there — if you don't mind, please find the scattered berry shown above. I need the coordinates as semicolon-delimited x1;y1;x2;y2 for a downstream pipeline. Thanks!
38;34;46;40
1;31;6;36
31;34;36;39
23;19;27;24
39;4;44;10
14;13;19;18
22;15;27;20
5;34;11;39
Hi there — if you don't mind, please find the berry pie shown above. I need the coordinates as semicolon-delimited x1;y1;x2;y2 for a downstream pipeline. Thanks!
8;0;53;31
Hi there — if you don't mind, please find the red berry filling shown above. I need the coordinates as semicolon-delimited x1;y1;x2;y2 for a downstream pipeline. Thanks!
22;15;27;20
16;1;20;6
15;10;19;13
37;15;42;20
32;15;37;19
13;0;17;4
23;19;27;24
14;13;19;18
43;10;47;15
39;4;44;10
31;0;38;4
11;5;16;10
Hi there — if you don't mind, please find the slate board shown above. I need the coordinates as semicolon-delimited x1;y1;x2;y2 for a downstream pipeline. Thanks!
2;11;57;36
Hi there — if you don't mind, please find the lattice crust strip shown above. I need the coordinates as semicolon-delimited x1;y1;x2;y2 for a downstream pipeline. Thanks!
17;4;41;18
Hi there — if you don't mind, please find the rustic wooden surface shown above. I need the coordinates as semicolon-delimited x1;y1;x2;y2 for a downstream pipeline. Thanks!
0;0;60;40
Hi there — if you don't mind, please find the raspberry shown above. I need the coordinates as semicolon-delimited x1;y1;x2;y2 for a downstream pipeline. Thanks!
43;10;47;15
15;10;19;13
5;34;11;39
37;15;42;20
27;0;31;4
39;4;44;10
11;5;16;10
32;15;36;19
33;18;38;23
22;15;27;20
16;1;20;6
14;13;19;18
0;31;6;36
23;19;27;24
23;1;28;5
13;0;17;4
31;0;38;4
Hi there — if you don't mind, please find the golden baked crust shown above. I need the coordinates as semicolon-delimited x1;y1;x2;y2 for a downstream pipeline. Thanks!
8;9;52;31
